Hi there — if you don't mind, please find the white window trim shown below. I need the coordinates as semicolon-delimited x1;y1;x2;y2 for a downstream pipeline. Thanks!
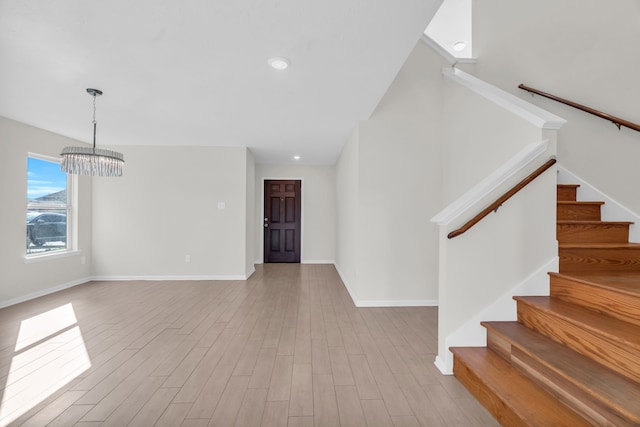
24;250;82;264
26;152;77;259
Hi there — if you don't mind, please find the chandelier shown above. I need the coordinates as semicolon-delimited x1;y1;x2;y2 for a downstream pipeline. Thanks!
60;88;124;176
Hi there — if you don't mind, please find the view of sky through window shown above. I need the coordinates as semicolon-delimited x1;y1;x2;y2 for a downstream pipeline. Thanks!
26;156;68;254
27;157;66;201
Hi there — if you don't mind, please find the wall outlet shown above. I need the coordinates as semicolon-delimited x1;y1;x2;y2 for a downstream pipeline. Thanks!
185;254;191;263
217;201;226;210
80;256;86;265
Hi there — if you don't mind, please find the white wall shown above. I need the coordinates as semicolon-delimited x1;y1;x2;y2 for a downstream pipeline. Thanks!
92;145;251;279
433;67;562;373
254;164;336;264
442;77;543;204
335;41;447;306
472;0;640;213
335;127;359;297
0;117;92;307
245;150;255;276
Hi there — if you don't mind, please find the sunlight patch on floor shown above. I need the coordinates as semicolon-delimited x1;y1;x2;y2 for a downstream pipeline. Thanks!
0;304;91;426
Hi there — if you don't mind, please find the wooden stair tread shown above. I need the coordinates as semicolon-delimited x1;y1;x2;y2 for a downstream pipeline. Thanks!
483;321;640;424
557;201;604;206
558;184;580;188
557;220;634;225
451;347;591;427
559;242;640;249
514;296;640;348
550;272;640;297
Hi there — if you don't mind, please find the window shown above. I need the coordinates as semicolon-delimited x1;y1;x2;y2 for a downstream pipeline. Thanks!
26;155;72;256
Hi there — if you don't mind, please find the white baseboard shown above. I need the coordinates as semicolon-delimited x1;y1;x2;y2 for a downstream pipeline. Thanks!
254;260;335;265
355;299;438;308
0;277;91;309
301;260;335;265
434;355;453;375
91;274;251;281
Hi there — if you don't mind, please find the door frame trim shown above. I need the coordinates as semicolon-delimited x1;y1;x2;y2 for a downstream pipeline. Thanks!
259;177;304;264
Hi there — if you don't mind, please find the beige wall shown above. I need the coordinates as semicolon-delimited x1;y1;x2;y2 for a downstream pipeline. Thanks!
92;145;251;278
335;127;359;297
335;42;447;305
472;0;640;213
442;78;544;204
245;150;255;275
0;117;93;306
255;164;336;264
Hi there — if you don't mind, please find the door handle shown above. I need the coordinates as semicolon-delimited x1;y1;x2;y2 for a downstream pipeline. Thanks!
264;217;269;228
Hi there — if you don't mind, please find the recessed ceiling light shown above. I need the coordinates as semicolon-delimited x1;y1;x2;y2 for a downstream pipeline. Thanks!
453;41;467;52
268;57;290;70
293;155;301;160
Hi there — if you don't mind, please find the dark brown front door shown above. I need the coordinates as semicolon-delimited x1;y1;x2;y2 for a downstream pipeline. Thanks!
264;180;301;263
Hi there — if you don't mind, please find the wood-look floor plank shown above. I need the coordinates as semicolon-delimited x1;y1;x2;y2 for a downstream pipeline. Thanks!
260;401;289;427
287;416;314;427
312;374;339;427
162;346;209;388
248;347;277;389
172;328;235;403
0;265;495;427
47;404;94;427
293;311;311;366
100;376;166;426
391;415;421;427
19;390;86;427
338;324;363;355
266;355;294;401
209;375;250;427
335;385;367;427
127;386;180;427
154;403;193;427
311;338;332;375
289;363;313;417
395;345;439;386
360;399;394;427
187;332;250;419
348;353;381;400
329;346;354;386
234;387;268;426
277;327;296;356
233;339;263;376
394;372;446;426
180;419;209;427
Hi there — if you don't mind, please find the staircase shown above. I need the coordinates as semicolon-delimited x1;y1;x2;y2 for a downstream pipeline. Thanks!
450;184;640;426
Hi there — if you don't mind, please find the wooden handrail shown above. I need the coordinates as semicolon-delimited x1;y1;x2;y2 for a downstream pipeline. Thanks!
448;158;556;239
518;84;640;133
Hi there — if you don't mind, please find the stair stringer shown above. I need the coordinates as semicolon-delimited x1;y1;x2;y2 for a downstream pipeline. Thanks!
435;256;558;374
558;166;640;243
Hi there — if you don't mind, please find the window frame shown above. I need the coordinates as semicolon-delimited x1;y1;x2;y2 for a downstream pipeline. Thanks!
25;153;78;261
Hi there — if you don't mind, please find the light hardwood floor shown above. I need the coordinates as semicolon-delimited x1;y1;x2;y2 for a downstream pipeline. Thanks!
0;264;497;426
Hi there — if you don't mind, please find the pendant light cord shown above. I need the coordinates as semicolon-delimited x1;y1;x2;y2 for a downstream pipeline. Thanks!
92;93;97;150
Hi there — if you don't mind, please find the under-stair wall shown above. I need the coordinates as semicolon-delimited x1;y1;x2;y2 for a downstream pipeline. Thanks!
431;68;565;374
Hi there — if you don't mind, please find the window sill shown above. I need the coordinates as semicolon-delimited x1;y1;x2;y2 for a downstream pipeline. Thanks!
24;250;82;264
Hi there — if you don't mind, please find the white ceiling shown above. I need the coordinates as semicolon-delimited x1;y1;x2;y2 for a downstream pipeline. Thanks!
0;0;442;164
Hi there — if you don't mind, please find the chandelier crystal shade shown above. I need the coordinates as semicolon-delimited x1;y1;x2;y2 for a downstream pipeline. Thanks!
60;88;124;177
